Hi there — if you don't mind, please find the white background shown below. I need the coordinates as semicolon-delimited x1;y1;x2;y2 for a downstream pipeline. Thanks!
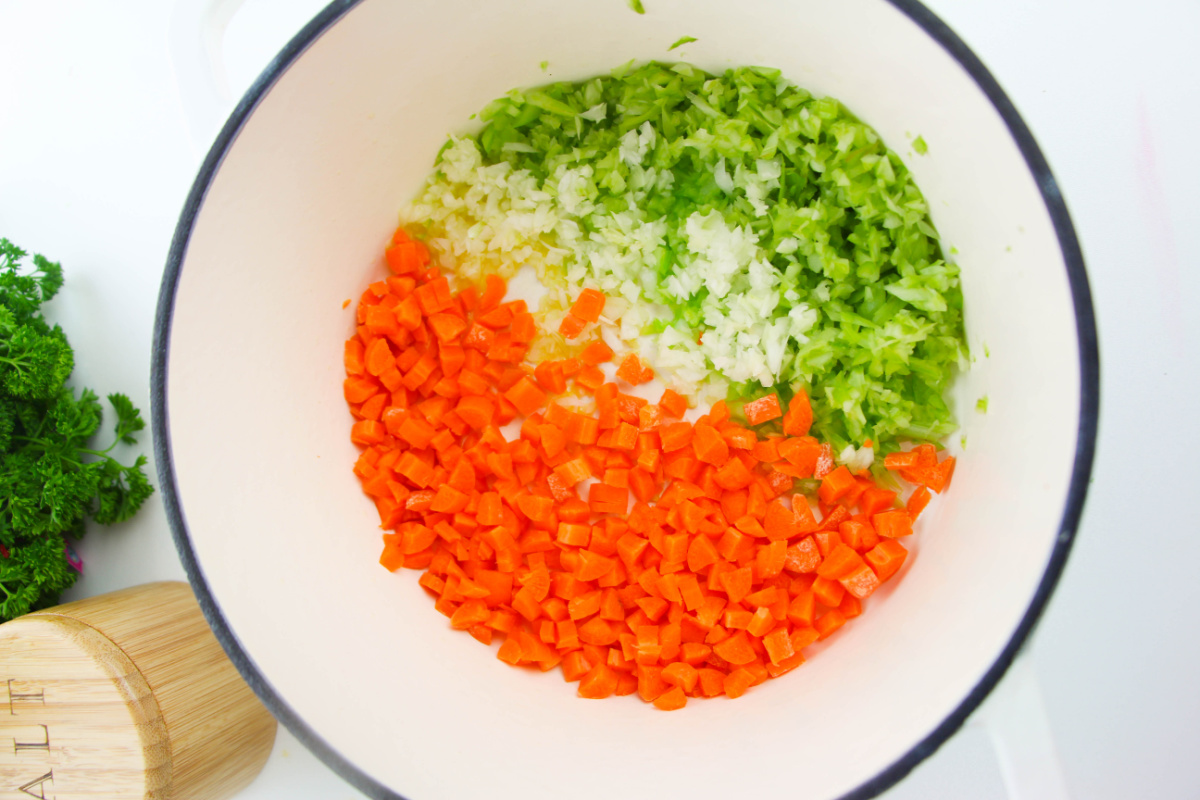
1;1;1196;798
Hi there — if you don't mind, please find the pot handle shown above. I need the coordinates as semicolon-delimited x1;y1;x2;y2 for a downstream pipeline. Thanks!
169;0;246;151
975;652;1072;799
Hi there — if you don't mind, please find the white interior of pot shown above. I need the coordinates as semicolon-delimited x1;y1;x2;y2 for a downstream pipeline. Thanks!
165;0;1082;797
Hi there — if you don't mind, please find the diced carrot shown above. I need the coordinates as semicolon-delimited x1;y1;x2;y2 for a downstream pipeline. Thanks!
457;369;489;396
660;421;693;453
575;365;606;392
815;609;847;640
577;550;617;582
684;534;718;574
508;311;537;344
517;494;555;524
449;600;491;631
504;377;547;417
661;662;699;694
455;395;495;429
818;465;857;505
784;536;821;574
534;361;567;395
907;485;932;518
763;499;798;541
859;486;897;516
746;606;775;638
873;510;914;539
479;273;506;311
637;404;664;431
723;426;757;451
359;393;387;422
839;520;878;552
720;567;753;605
787;591;816;628
636;665;668;702
538;424;567;458
462;322;495;352
379;543;405;572
603;468;630;489
865;539;908;582
400;524;437;554
385;239;430;275
692;425;729;466
559;313;587;339
714;457;754;491
350;420;387;446
344;376;382;404
554;457;592;487
755;540;787;581
561;651;593;682
430;485;469;514
344;339;366;376
578;663;619;698
814;443;835;479
713;631;756;666
555;522;589;548
413;276;453;315
790;626;819;652
628;467;660;503
743;393;783;425
782;389;813;436
578;617;618;646
762;627;795;666
659;389;688;418
816;544;866;581
812;575;845;608
580;340;614;364
611;354;638;385
723;668;756;699
348;238;949;708
884;450;919;470
840;562;881;599
570;288;606;322
397;416;436;449
589;484;629;515
903;456;956;494
394;295;423;332
476;304;513;329
427;313;468;343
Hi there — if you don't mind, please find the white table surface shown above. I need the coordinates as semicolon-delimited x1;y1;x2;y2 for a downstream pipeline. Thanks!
2;1;1197;798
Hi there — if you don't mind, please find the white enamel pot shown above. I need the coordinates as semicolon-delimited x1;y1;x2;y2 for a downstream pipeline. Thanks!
152;1;1099;798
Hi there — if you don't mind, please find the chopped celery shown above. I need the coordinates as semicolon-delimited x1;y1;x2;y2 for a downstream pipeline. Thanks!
404;62;967;454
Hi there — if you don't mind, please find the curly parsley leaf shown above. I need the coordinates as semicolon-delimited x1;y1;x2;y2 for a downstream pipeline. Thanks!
0;323;74;400
107;393;145;445
0;239;154;621
0;535;76;620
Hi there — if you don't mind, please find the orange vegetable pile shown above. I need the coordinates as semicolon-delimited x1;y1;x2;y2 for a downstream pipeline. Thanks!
345;227;956;710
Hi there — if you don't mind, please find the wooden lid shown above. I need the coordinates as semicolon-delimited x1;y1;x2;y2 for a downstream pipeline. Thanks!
0;613;171;798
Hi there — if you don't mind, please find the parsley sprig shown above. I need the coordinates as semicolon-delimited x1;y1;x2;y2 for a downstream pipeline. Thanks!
0;239;153;621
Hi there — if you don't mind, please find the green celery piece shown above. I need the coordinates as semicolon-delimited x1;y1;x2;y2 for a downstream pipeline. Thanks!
415;63;967;454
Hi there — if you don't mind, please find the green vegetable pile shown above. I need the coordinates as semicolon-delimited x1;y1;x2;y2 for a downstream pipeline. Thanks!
0;239;153;621
409;62;967;456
